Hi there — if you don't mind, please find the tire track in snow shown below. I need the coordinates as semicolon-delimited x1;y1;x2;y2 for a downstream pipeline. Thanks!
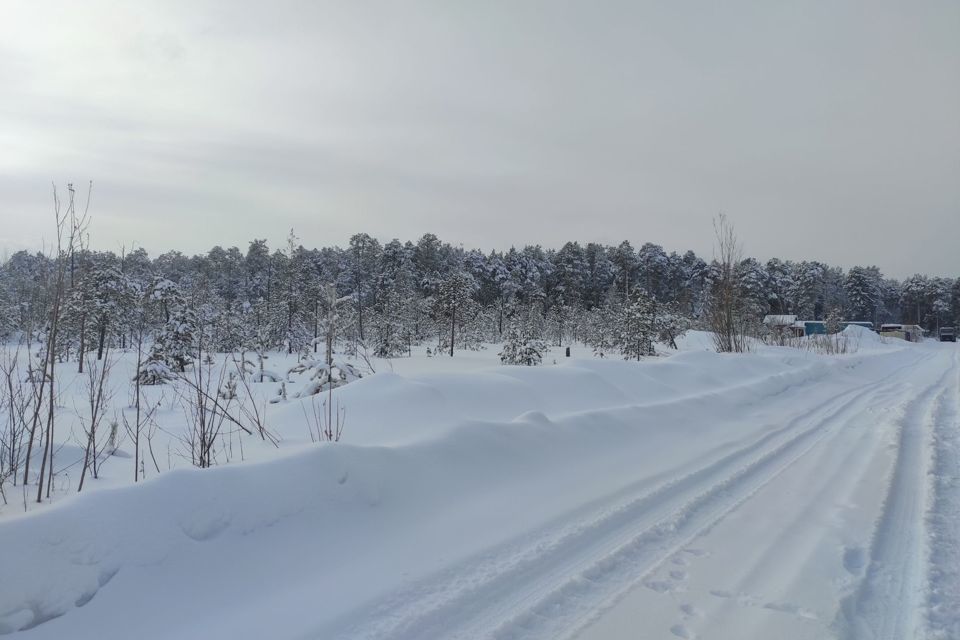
489;377;902;640
656;379;911;639
837;351;956;640
925;350;960;640
333;354;930;640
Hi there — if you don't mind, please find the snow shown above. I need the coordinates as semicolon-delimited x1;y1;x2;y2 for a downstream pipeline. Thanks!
1;334;959;640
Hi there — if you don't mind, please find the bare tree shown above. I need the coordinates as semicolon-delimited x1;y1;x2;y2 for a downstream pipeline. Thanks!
19;341;46;490
707;214;750;353
179;353;231;468
123;295;150;481
36;181;91;502
77;352;114;492
121;354;160;483
0;347;32;496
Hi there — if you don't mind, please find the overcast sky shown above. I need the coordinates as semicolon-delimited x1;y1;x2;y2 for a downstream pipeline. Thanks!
2;0;958;278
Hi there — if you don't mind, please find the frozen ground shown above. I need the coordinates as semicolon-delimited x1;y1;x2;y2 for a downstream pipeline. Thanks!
0;330;958;639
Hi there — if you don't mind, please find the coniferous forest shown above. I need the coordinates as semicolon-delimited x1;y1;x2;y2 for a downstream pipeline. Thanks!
4;208;959;374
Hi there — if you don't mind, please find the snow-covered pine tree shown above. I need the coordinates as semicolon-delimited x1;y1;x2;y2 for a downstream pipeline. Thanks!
457;299;490;351
787;261;825;319
824;308;843;334
611;240;639;301
371;287;410;357
654;301;691;349
844;266;882;322
159;305;198;372
902;274;931;325
143;277;198;373
137;344;177;385
930;277;952;330
616;292;657;360
583;304;616;358
499;321;546;366
432;269;474;356
637;242;669;300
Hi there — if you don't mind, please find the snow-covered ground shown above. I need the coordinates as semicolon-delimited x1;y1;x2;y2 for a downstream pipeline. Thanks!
1;330;958;639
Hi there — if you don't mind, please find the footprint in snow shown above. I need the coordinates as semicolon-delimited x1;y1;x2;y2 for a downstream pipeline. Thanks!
763;601;819;621
709;589;759;606
179;511;231;542
644;579;674;593
842;545;866;575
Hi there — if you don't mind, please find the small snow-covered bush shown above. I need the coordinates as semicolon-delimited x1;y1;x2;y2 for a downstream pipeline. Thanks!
136;349;177;385
252;369;282;383
290;359;362;398
499;325;546;366
219;372;238;400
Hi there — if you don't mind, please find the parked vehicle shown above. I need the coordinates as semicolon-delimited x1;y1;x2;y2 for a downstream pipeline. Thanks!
940;327;957;342
880;324;925;342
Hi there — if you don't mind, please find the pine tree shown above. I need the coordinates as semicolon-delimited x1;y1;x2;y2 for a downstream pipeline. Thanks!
844;266;882;322
432;270;474;356
616;292;657;360
584;302;617;358
144;277;197;373
371;287;411;357
654;301;691;349
499;321;546;366
611;240;638;301
824;308;843;334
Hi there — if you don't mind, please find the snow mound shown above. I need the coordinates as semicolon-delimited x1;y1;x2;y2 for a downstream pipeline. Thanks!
842;324;882;342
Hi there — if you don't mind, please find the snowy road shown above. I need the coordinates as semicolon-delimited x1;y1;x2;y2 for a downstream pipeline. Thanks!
2;338;958;640
338;346;959;640
579;347;959;640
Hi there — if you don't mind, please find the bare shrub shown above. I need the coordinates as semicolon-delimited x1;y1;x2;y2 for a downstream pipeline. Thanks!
178;356;232;468
707;214;751;353
176;353;279;468
302;394;346;443
77;352;115;492
0;346;37;504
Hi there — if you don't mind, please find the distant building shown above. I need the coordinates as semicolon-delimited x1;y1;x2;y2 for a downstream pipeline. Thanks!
796;320;827;336
763;315;802;338
769;318;875;338
763;314;797;327
880;324;924;342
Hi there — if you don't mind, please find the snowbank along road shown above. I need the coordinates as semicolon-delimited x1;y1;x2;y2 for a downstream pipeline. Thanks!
1;332;958;640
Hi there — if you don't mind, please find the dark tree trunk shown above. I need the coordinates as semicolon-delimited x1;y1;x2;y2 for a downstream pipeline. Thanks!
449;307;455;357
78;313;86;373
97;318;107;360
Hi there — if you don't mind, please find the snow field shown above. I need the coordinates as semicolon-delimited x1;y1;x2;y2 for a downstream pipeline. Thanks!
0;332;958;640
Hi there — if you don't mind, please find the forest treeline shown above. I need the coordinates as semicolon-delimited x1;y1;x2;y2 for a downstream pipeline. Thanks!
2;224;959;367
